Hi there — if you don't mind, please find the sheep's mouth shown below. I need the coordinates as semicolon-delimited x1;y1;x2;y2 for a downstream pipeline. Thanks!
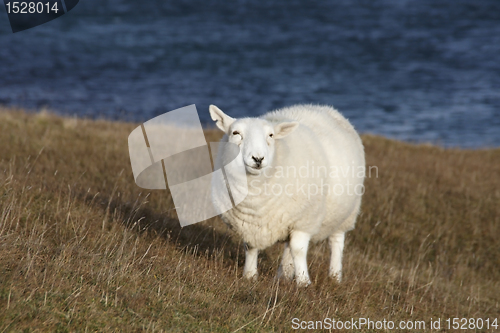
245;164;263;174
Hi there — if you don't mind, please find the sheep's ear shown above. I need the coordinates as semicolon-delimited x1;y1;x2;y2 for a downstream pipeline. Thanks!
274;121;299;139
209;105;235;133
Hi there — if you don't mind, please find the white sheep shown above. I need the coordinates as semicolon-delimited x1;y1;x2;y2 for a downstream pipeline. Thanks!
209;104;365;286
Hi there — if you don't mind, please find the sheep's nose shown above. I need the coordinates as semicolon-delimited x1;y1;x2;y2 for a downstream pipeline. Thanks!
252;156;264;166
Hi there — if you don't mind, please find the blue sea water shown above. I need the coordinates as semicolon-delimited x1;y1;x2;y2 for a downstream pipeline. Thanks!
0;0;499;148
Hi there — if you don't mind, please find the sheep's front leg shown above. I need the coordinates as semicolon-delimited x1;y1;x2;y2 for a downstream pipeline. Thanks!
328;232;345;282
243;244;258;280
289;231;312;286
277;242;295;280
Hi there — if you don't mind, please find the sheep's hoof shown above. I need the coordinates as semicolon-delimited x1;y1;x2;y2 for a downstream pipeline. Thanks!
295;277;311;287
243;271;258;281
277;264;295;280
329;272;342;283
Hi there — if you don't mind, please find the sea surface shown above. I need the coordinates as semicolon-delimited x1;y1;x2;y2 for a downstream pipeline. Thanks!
1;0;499;148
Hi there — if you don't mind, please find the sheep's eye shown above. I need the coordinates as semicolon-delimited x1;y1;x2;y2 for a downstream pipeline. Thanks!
232;131;240;136
269;133;274;138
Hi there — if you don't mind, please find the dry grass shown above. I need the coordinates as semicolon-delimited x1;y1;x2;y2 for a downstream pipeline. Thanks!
0;107;499;332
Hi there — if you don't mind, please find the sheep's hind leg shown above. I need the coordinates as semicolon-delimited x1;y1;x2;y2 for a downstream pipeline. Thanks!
277;242;295;280
328;232;345;282
289;231;312;286
243;244;258;280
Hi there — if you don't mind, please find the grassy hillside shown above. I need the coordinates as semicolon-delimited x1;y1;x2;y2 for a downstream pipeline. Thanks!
0;108;499;332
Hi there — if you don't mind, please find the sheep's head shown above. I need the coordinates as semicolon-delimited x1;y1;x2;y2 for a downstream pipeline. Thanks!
209;105;299;175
